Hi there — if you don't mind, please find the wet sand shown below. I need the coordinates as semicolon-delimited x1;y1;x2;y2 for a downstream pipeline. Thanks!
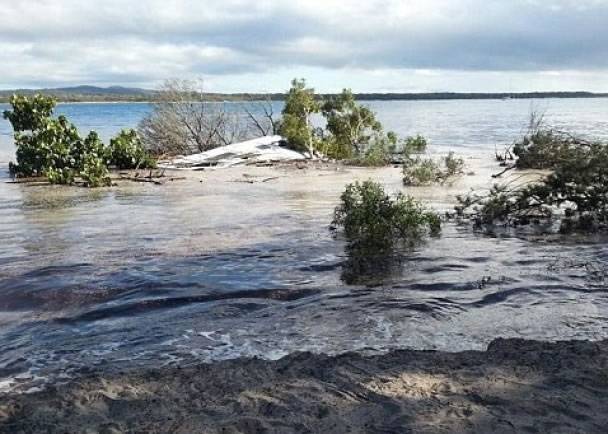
1;338;606;433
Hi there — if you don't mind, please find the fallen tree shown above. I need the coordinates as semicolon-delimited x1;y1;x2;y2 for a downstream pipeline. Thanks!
457;139;608;233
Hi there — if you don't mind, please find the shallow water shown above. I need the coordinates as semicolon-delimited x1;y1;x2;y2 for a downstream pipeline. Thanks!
0;99;607;393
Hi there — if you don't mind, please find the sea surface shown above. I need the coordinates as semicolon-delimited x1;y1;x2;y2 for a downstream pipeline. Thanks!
0;98;607;393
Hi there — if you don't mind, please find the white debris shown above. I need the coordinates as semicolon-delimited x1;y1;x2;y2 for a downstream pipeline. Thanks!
162;136;307;169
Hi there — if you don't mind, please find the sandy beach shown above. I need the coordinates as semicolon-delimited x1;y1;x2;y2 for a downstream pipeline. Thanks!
1;337;606;433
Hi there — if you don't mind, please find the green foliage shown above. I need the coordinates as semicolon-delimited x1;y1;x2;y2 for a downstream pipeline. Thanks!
107;129;156;169
443;151;465;177
322;89;383;156
402;135;428;155
3;93;156;187
2;94;56;132
402;157;439;186
10;115;82;179
45;167;76;185
457;140;608;233
346;133;397;167
513;129;585;170
402;152;464;186
276;80;429;166
80;154;111;187
332;180;441;249
279;79;319;153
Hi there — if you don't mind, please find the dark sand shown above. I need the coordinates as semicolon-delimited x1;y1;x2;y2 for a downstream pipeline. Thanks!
1;338;607;433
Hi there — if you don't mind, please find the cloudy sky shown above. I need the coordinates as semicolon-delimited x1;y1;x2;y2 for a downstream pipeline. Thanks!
1;0;607;92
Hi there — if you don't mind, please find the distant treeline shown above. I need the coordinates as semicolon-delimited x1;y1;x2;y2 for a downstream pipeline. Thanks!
1;86;606;103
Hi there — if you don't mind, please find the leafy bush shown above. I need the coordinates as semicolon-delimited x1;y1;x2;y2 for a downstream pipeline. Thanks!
279;79;319;154
456;140;608;233
513;129;585;170
322;89;383;156
3;94;55;132
443;151;465;177
346;133;397;167
107;129;156;169
402;152;464;186
402;157;439;186
332;180;440;247
80;154;111;187
403;135;428;155
3;93;156;187
45;167;76;185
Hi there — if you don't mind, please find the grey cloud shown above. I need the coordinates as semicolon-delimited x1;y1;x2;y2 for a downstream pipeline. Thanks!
0;0;607;88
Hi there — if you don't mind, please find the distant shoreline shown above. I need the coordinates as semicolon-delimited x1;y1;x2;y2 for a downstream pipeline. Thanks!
1;90;607;104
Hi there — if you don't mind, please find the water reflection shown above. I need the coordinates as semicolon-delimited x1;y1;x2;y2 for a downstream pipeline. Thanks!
341;242;409;286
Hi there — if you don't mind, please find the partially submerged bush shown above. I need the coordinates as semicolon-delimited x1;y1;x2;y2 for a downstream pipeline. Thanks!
332;180;441;285
403;135;428;155
501;110;592;170
80;154;111;187
107;129;156;169
403;151;464;186
3;94;156;187
345;133;397;167
457;140;608;233
513;129;587;170
332;180;440;247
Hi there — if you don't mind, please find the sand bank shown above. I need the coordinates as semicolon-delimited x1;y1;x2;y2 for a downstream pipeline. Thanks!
1;338;606;433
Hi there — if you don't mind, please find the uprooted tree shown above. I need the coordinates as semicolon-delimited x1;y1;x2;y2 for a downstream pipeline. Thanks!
458;119;608;233
3;94;155;187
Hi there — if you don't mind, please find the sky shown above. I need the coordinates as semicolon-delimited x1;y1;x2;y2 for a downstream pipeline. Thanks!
1;0;607;93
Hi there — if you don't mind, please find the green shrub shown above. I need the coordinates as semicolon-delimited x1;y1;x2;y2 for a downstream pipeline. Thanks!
513;129;584;170
2;94;55;132
106;129;156;170
346;134;397;167
403;135;428;155
402;157;439;186
443;151;465;177
3;93;156;187
322;89;383;157
279;79;319;154
332;180;440;247
403;152;464;186
80;154;111;187
456;140;608;232
45;167;76;185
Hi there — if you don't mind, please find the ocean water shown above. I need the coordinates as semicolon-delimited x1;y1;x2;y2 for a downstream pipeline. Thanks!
0;98;607;394
2;98;608;162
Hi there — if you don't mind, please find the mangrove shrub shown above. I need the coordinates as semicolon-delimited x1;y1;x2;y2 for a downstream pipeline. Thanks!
457;139;608;233
403;151;464;186
332;180;441;247
3;94;155;187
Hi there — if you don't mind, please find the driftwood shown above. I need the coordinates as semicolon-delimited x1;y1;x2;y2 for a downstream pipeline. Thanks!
491;165;516;178
231;175;279;184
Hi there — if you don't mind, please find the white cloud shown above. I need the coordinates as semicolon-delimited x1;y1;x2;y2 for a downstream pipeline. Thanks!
0;0;606;91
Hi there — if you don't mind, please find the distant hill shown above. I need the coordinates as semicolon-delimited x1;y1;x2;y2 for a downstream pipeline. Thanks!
0;86;606;103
